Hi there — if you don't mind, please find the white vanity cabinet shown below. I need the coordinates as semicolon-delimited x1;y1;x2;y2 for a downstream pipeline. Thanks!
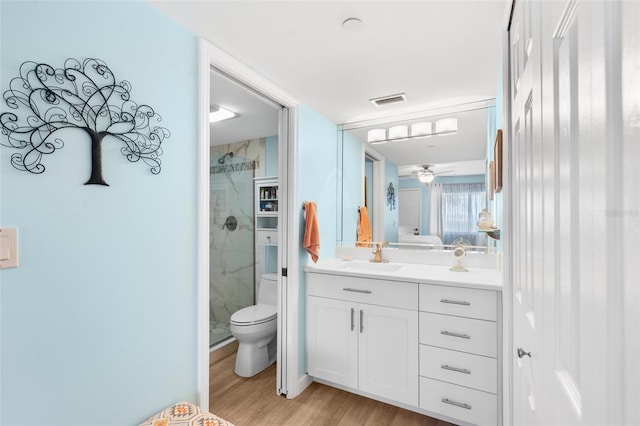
306;272;419;406
418;284;501;426
305;261;502;426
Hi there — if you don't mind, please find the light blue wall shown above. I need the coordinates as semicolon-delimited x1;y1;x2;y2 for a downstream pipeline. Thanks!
0;2;198;425
399;175;486;234
296;105;338;376
265;134;278;177
384;160;399;243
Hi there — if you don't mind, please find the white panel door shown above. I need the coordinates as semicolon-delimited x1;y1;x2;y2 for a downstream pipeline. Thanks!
398;188;421;232
358;304;418;406
510;1;640;425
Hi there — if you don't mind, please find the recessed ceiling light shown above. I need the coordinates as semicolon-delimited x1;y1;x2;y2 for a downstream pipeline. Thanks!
342;17;362;31
210;106;238;123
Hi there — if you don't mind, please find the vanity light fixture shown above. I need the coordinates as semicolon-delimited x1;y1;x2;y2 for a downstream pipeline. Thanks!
366;118;458;145
411;122;433;137
367;128;387;144
434;117;458;134
210;106;238;123
388;125;409;141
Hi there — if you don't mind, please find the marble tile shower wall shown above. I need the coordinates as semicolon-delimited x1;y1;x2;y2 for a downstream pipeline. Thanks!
210;139;266;327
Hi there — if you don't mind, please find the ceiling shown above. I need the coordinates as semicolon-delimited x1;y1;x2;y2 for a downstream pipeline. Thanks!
150;0;506;174
210;70;280;146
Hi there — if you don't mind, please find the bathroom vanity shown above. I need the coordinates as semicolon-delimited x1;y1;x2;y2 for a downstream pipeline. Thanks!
305;257;502;426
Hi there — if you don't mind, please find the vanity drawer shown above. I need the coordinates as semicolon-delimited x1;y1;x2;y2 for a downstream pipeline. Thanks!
256;229;277;245
420;312;497;358
307;273;418;310
420;284;497;321
420;377;497;426
420;344;497;394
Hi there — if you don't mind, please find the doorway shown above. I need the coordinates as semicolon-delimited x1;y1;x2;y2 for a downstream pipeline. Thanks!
197;39;298;411
208;69;281;348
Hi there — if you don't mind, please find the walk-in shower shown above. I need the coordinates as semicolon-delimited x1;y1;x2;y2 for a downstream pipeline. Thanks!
208;67;281;349
209;146;258;347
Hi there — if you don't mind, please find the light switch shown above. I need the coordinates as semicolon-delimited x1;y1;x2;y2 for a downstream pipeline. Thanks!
0;236;10;260
0;227;18;269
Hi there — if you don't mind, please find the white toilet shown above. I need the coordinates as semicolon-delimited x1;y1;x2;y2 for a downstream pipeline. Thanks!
230;273;278;377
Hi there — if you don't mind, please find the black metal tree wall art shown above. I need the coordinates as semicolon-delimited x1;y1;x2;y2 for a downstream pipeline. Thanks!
0;58;170;186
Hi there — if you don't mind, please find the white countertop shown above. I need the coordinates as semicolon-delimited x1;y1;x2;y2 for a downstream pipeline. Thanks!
304;258;502;291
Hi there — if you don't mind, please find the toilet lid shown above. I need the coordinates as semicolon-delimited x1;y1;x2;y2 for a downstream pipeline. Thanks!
230;304;277;325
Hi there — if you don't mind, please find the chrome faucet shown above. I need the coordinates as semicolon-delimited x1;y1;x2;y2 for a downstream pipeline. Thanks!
370;241;389;263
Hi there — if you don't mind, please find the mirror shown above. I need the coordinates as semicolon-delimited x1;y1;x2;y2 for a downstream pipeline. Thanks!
337;100;498;251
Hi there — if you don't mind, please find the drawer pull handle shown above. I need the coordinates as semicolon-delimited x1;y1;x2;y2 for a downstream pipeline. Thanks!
442;398;472;410
350;308;355;331
343;288;372;294
440;298;471;306
441;364;471;374
441;330;471;339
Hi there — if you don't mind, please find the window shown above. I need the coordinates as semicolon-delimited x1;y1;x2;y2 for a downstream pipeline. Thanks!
431;183;486;245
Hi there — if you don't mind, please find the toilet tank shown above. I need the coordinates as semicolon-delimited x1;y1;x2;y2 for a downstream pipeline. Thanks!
257;273;278;306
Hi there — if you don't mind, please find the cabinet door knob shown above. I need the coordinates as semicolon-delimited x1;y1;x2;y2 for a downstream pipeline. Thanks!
517;347;531;358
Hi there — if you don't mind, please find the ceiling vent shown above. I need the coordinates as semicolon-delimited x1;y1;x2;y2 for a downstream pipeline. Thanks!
369;93;407;107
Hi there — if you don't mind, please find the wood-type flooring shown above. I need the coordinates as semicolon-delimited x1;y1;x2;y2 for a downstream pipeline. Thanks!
210;353;455;426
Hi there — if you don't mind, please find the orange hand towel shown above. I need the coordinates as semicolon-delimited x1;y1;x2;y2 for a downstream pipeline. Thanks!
357;206;372;247
303;202;320;263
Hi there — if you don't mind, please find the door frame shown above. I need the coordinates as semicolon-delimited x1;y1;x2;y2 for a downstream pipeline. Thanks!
501;1;515;424
197;38;299;410
363;144;385;242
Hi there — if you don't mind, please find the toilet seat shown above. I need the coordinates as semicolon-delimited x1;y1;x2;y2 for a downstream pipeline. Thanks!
230;304;277;326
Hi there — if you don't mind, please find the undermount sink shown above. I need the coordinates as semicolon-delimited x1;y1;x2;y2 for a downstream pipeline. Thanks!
336;261;403;273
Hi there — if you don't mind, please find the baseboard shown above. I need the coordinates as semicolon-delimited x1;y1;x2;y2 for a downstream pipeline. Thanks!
209;339;238;365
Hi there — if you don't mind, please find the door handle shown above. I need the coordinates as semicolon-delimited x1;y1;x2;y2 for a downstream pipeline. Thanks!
517;347;531;358
350;308;355;331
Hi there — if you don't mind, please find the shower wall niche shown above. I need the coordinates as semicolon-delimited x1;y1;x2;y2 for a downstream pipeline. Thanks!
209;138;266;347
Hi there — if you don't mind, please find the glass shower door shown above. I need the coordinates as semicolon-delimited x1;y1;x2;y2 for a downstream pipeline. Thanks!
209;150;256;347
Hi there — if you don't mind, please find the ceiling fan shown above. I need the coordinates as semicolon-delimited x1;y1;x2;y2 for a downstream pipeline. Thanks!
412;165;453;183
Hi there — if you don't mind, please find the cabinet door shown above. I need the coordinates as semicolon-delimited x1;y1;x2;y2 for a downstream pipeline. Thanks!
358;304;418;406
306;296;358;388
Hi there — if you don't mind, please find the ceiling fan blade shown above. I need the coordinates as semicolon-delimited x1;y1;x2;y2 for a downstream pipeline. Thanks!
434;170;454;175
